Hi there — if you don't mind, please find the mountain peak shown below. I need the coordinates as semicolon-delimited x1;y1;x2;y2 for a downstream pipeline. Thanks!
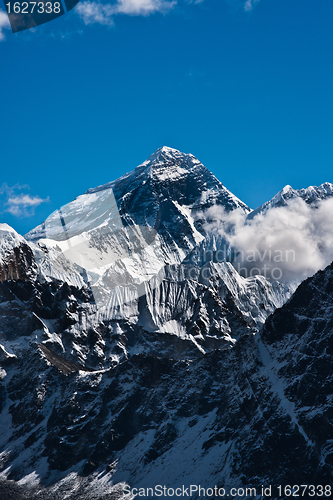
27;147;251;247
272;184;295;202
148;146;182;159
0;223;18;234
280;184;293;194
142;146;198;172
85;147;198;195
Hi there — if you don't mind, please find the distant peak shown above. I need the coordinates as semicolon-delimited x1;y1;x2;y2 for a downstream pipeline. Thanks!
0;223;17;234
274;184;294;200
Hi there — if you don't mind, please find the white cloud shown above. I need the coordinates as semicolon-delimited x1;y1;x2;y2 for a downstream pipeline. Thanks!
76;0;176;25
243;0;260;11
0;10;10;41
113;0;176;15
0;183;49;217
200;197;333;284
76;1;114;25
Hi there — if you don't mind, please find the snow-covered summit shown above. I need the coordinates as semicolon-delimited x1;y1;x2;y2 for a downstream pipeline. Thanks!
0;223;27;261
0;223;18;234
85;147;250;216
27;147;250;244
84;146;196;195
146;145;187;162
297;181;333;202
248;181;333;219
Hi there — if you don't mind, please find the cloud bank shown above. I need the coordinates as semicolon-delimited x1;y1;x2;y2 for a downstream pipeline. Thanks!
201;197;333;284
0;183;50;217
76;0;176;25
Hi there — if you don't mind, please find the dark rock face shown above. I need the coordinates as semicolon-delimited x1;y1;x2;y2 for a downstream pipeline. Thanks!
0;243;37;282
261;261;333;480
1;317;331;498
0;278;93;346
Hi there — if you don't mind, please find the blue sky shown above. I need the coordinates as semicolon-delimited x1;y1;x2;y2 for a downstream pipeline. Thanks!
1;0;333;234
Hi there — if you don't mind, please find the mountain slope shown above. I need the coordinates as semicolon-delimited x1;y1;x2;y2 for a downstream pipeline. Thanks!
261;261;333;475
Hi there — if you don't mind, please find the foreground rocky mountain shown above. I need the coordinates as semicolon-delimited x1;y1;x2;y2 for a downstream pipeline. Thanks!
0;147;332;499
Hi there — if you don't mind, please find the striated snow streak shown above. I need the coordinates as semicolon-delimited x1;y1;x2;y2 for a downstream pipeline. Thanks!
255;334;314;448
